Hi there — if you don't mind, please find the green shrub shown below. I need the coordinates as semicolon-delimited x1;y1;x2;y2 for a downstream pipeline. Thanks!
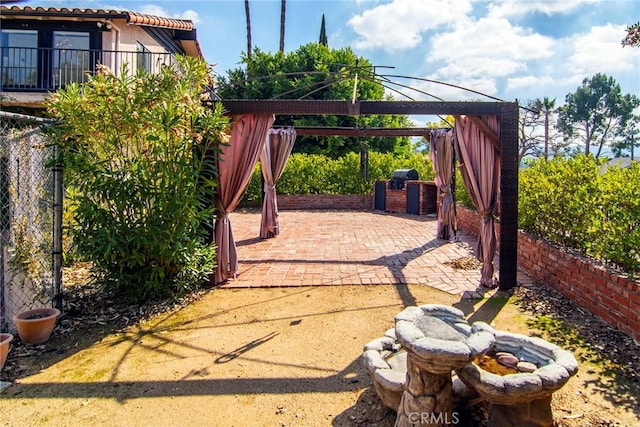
594;162;640;272
519;156;603;248
46;57;228;301
519;156;639;275
242;151;435;203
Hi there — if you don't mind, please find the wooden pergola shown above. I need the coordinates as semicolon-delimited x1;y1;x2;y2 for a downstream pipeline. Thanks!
218;99;519;290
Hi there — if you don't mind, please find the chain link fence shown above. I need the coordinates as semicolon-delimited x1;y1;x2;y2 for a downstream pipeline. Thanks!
1;112;62;335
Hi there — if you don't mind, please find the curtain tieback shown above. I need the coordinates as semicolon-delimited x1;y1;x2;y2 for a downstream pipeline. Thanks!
480;211;493;223
264;184;276;197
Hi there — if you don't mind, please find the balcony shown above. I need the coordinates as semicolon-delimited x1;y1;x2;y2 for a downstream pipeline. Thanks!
1;47;177;102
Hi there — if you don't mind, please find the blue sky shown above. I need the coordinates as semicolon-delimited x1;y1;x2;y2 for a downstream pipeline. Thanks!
33;0;640;107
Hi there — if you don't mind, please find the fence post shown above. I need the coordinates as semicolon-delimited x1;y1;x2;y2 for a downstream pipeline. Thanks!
53;143;63;310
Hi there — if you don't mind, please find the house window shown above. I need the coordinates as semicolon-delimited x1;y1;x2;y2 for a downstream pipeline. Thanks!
0;29;38;87
1;21;100;91
53;31;90;87
136;42;152;73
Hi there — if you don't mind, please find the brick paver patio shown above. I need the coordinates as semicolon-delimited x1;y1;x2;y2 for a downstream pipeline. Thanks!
221;210;530;295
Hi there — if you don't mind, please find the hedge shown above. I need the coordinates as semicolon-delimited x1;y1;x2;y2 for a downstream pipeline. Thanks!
519;156;639;275
242;151;435;204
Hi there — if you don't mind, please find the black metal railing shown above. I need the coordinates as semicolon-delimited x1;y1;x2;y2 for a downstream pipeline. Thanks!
0;47;177;91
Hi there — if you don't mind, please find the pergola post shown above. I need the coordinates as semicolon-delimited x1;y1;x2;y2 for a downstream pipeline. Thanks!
498;102;519;290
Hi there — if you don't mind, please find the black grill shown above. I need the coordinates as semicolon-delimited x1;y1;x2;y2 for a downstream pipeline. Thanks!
389;168;418;190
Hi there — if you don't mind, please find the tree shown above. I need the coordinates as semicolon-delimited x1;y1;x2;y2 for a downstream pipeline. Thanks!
518;100;545;161
244;0;252;59
319;14;328;47
426;116;454;129
279;0;286;52
611;114;639;159
517;98;567;160
557;73;640;158
539;97;556;160
46;57;228;301
218;43;413;158
622;21;640;47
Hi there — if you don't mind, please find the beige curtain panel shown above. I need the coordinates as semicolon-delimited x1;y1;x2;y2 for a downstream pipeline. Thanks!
429;128;456;242
454;115;501;288
260;127;297;239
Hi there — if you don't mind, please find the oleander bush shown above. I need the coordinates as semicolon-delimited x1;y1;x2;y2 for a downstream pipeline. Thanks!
46;56;228;301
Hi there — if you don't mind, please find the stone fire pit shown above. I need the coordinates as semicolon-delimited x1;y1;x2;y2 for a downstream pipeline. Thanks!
393;304;495;427
456;330;579;427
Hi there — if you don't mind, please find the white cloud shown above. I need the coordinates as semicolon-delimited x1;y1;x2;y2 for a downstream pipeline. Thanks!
436;57;525;79
498;23;640;101
487;0;600;19
348;0;473;52
506;75;554;92
138;5;168;16
179;10;201;24
138;4;200;24
564;23;638;77
428;17;555;84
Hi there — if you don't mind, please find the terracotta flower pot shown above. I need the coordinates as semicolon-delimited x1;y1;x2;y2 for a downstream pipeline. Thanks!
13;308;60;345
1;333;13;370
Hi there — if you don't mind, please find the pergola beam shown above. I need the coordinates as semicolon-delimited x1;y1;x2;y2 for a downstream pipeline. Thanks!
281;127;433;137
219;100;506;116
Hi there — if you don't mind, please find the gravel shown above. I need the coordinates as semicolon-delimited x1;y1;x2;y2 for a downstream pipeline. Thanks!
512;283;639;384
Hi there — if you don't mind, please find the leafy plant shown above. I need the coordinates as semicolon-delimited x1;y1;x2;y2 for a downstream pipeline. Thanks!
519;156;639;275
242;151;436;204
46;56;228;301
593;162;640;272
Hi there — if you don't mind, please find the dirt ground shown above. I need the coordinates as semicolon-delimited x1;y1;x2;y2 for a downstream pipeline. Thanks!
1;282;639;426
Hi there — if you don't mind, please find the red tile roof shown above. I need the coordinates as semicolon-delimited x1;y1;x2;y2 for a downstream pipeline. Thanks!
0;5;195;31
127;11;193;31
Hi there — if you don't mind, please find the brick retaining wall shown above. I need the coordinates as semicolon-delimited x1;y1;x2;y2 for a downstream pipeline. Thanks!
277;194;373;210
456;205;640;343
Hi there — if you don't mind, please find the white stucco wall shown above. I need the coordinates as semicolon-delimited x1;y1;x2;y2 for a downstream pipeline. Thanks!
102;19;170;53
100;19;174;74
